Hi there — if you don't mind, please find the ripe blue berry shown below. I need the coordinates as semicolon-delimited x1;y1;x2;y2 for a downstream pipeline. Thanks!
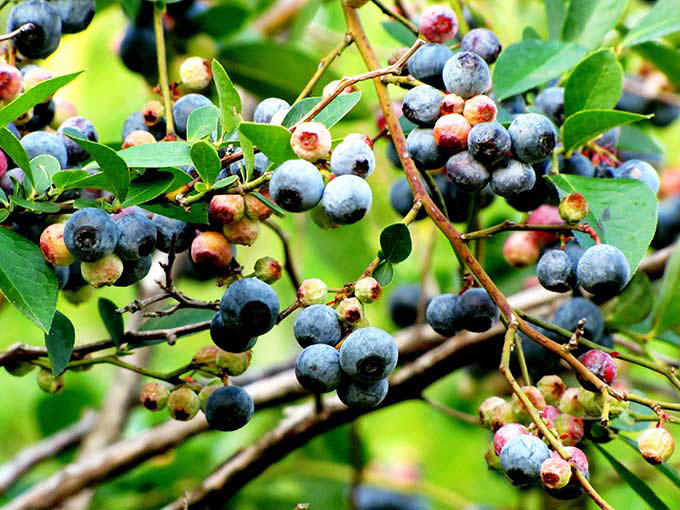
490;158;536;197
337;374;388;408
50;0;95;34
535;87;565;125
501;95;526;114
388;284;425;328
321;175;372;225
499;434;551;486
339;327;398;383
122;111;165;141
536;250;577;293
114;255;152;287
119;25;157;78
253;97;290;124
115;213;156;260
152;214;195;253
454;288;499;332
402;85;443;127
550;153;595;178
406;128;447;170
610;159;660;193
576;244;630;296
21;131;68;169
210;313;257;353
8;0;62;59
220;277;280;337
58;116;98;165
294;304;343;348
445;150;489;192
467;121;511;166
226;152;270;181
204;386;254;431
295;344;341;393
552;297;604;341
389;178;427;221
270;159;324;212
426;293;460;337
407;43;453;90
508;113;556;164
442;51;490;99
64;208;120;262
172;94;213;139
460;28;502;64
330;139;375;178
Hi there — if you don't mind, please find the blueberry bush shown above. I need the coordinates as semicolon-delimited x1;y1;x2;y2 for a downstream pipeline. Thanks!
0;0;679;509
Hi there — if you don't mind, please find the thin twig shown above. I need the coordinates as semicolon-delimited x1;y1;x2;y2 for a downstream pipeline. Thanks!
369;0;418;35
420;396;480;426
296;33;354;102
263;219;301;291
0;23;35;42
461;220;600;243
153;5;175;135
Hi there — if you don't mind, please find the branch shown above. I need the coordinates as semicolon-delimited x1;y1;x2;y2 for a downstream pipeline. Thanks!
153;4;174;135
296;33;354;102
263;219;301;291
369;0;418;35
461;220;600;243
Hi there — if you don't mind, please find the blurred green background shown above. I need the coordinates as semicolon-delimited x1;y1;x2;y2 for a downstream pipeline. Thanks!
1;0;679;508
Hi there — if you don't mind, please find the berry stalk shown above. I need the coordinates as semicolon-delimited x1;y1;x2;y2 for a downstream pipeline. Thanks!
153;4;174;136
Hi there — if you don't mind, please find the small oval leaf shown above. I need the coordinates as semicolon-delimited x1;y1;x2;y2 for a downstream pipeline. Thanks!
45;311;75;376
380;224;412;264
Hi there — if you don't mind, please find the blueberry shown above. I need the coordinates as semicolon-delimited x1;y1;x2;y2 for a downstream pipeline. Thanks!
454;288;499;332
460;28;502;64
152;214;195;253
491;158;536;197
54;265;69;289
226;152;270;181
499;435;551;486
406;128;447;170
467;121;511;166
551;153;595;178
535;87;564;125
354;486;428;510
552;297;604;341
425;293;460;337
537;250;576;293
64;208;120;262
508;113;556;164
115;213;156;260
330;139;375;178
0;168;25;194
253;97;290;124
442;51;490;99
407;43;453;90
122;111;165;141
270;159;324;212
62;261;87;291
58;116;98;165
339;327;398;383
439;176;495;222
21;131;68;169
500;95;526;114
321;174;372;225
445;150;489;191
576;244;631;296
649;99;680;127
610;159;660;193
616;89;649;115
504;170;550;212
389;178;427;221
49;0;95;33
8;0;62;60
386;140;403;169
402;85;443;127
114;255;152;286
295;344;341;393
595;127;620;151
24;100;55;132
209;313;257;353
388;284;425;328
294;304;343;348
204;386;254;431
337;374;388;408
652;196;680;248
220;277;279;337
518;326;561;376
172;94;213;139
119;25;157;78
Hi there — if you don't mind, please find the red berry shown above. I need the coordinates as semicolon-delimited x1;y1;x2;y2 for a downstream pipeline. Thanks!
419;5;458;43
433;113;470;152
39;223;76;266
577;349;617;391
209;194;245;224
0;65;22;102
190;231;233;270
502;232;540;267
526;205;564;246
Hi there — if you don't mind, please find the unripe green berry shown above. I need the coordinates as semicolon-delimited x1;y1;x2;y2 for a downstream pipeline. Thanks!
254;256;282;284
559;193;589;224
478;396;505;429
5;361;36;377
193;345;221;374
37;368;64;394
168;387;200;421
485;442;501;470
180;57;213;90
199;382;221;411
540;457;572;489
511;386;547;418
638;426;675;464
217;350;252;376
298;278;328;306
537;375;566;406
223;217;260;246
354;277;382;303
81;253;124;287
490;401;516;431
554;414;584;446
337;297;364;325
140;382;170;411
558;387;585;417
63;285;95;305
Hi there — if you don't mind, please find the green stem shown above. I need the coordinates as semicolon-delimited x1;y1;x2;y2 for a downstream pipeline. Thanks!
153;4;174;136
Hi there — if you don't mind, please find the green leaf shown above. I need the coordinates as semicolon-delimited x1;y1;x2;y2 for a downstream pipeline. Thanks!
219;42;341;102
190;140;221;186
561;0;627;50
492;40;585;100
239;126;255;182
44;311;75;376
251;191;285;217
52;170;90;189
282;92;362;128
0;228;58;331
621;0;680;48
193;4;249;39
142;202;209;224
187;105;220;142
98;298;124;347
601;272;654;327
548;175;658;272
118;141;192;168
619;435;680;489
10;196;60;213
29;155;61;195
238;122;296;165
0;127;30;178
73;198;102;209
650;243;680;334
634;41;680;90
120;172;175;208
64;128;130;200
212;59;241;135
545;0;568;40
380;224;412;264
564;49;623;117
372;260;394;287
212;175;239;190
561;109;650;152
0;71;82;129
381;20;418;46
593;443;672;510
618;124;663;156
522;27;541;41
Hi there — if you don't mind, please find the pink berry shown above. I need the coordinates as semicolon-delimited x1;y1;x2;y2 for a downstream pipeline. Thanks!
0;65;22;102
526;205;564;246
0;149;7;178
494;423;528;455
190;231;233;270
463;95;497;125
440;93;465;115
502;232;540;267
540;456;572;489
419;5;458;43
542;405;561;427
122;130;156;148
39;223;76;267
433;113;470;152
554;414;584;446
553;446;589;475
577;349;617;391
209;194;245;225
638;426;675;465
290;122;332;161
537;375;566;405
